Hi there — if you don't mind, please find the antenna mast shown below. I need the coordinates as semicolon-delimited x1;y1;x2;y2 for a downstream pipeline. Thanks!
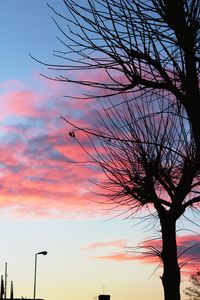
4;263;7;299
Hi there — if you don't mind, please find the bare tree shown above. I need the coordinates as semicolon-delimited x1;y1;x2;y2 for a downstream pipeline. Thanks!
184;270;200;300
38;0;199;149
35;1;200;299
65;95;200;300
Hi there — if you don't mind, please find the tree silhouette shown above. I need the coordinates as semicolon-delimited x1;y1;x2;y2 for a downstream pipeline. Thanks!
184;270;200;300
37;1;200;299
65;95;199;300
41;0;199;149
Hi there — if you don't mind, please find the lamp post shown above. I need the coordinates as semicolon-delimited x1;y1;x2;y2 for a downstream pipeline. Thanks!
33;251;47;300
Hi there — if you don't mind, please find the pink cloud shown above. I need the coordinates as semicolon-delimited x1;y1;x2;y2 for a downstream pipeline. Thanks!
0;73;107;221
0;90;42;118
84;239;129;250
0;70;197;230
84;235;200;275
0;77;107;219
95;253;137;262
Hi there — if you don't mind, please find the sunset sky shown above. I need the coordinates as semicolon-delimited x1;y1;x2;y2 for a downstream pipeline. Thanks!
0;1;199;300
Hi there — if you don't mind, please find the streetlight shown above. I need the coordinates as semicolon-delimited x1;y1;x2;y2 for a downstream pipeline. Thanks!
33;251;47;300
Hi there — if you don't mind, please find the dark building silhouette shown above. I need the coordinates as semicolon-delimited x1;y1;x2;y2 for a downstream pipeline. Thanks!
98;295;110;300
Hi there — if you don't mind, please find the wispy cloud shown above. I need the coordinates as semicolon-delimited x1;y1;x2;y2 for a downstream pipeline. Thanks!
84;235;200;274
95;253;137;261
84;239;129;250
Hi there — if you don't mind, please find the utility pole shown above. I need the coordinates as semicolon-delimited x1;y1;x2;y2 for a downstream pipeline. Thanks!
10;281;13;300
4;263;7;299
0;275;4;300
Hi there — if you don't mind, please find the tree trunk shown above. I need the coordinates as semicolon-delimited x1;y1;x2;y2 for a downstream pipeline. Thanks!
160;217;181;300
